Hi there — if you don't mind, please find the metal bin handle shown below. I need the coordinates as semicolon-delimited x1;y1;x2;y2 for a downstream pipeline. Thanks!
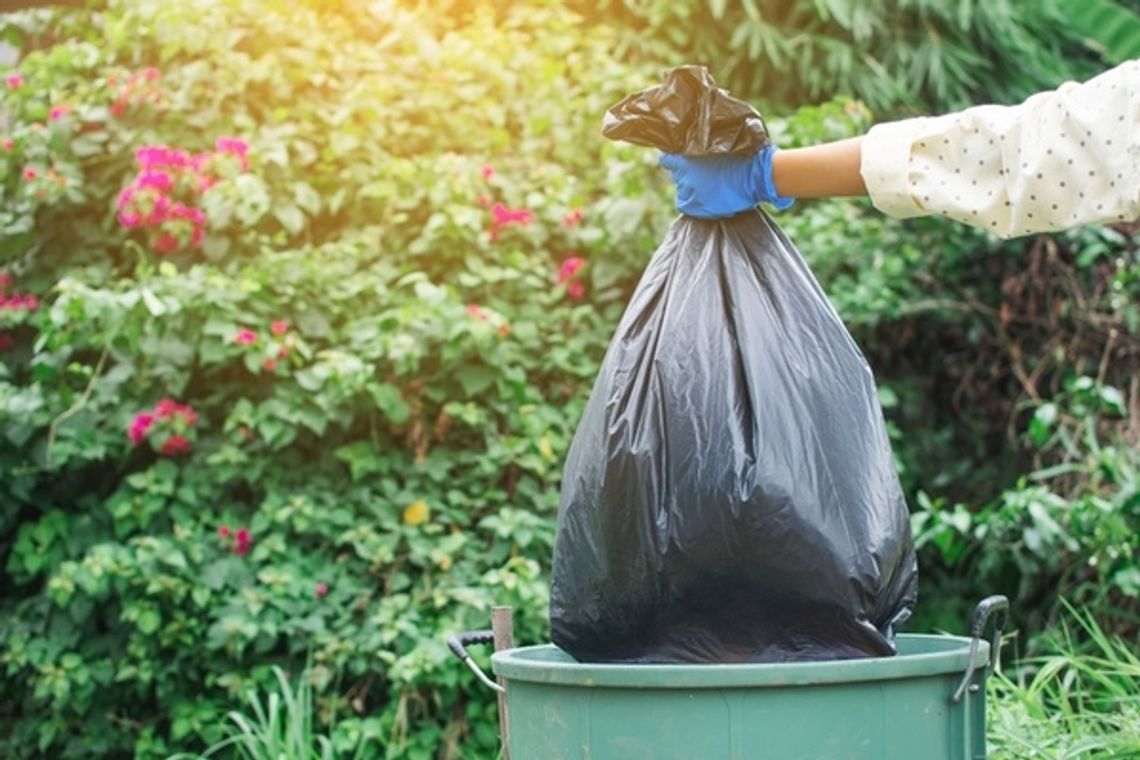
951;595;1010;703
447;629;505;694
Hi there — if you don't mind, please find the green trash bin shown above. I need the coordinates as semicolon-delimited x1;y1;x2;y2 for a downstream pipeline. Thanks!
453;597;1008;760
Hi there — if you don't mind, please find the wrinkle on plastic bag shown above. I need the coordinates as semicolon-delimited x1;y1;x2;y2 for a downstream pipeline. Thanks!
550;67;918;664
601;65;770;156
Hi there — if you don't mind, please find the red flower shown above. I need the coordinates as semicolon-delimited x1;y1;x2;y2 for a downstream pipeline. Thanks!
476;194;490;208
152;232;179;253
154;398;179;417
466;303;487;321
261;357;277;372
218;525;232;539
22;167;36;181
0;333;14;351
234;527;251;556
1;139;13;152
498;323;511;336
234;328;257;345
270;319;288;336
315;582;329;598
567;281;586;300
562;208;584;227
0;273;11;290
160;434;191;456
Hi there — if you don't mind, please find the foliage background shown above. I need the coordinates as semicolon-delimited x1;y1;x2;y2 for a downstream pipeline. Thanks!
0;0;1136;758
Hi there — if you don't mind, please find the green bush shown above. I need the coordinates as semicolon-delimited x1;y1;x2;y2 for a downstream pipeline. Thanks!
0;2;667;756
565;0;1104;114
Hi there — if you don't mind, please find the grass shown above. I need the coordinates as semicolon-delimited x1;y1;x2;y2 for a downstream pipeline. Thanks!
167;662;355;760
988;605;1140;759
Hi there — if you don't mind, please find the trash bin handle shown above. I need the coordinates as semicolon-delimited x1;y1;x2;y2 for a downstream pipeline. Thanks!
447;630;505;694
951;595;1009;703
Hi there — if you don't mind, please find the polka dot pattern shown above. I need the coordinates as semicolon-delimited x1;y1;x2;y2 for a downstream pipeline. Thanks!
860;60;1139;238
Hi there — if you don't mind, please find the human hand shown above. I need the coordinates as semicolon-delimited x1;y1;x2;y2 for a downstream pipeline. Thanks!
658;145;793;219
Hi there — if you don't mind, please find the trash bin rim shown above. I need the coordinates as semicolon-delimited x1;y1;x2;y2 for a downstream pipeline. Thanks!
491;633;989;689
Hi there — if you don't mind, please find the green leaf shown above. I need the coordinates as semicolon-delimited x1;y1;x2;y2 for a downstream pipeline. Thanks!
136;609;160;635
367;382;410;423
1029;403;1058;446
273;202;305;235
455;365;497;397
1097;385;1125;416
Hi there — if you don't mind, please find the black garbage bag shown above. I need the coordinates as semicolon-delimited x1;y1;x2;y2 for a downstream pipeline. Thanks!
549;66;918;664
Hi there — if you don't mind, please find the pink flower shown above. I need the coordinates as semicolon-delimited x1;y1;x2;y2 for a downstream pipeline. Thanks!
22;167;36;181
6;72;22;89
315;582;328;598
476;194;490;208
146;194;172;225
218;525;232;539
491;203;534;227
116;185;135;211
557;256;586;284
140;67;161;81
261;357;277;372
567;281;586;300
119;212;143;228
128;412;155;445
480;164;494;180
2;139;13;151
136;169;173;192
0;273;11;290
48;104;70;122
0;333;13;351
21;294;37;311
215;136;250;170
466;303;487;321
136;145;192;171
234;328;257;345
562;208;584;227
270;319;288;336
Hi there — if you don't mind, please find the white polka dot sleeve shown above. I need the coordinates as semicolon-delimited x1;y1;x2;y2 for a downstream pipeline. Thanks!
860;60;1139;238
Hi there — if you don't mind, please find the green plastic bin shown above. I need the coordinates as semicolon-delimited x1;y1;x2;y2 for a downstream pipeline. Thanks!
473;598;1007;760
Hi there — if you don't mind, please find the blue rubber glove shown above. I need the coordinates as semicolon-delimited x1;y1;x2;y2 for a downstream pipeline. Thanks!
659;145;794;219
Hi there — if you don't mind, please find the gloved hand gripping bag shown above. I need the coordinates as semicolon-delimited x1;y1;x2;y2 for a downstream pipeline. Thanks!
550;67;918;663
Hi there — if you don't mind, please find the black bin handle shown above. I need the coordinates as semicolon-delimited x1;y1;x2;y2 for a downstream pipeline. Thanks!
952;595;1010;703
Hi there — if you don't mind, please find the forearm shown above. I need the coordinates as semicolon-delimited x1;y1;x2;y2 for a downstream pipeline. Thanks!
770;137;867;199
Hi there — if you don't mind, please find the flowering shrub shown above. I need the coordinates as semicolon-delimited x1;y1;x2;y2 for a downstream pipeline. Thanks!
117;138;250;254
0;3;661;758
128;399;199;455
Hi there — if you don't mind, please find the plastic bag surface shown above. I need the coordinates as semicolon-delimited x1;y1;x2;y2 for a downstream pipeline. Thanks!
549;68;918;664
601;65;770;156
